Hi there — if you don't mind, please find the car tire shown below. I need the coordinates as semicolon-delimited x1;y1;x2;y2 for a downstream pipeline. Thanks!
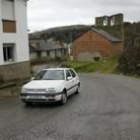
61;91;67;105
24;102;33;106
75;83;80;94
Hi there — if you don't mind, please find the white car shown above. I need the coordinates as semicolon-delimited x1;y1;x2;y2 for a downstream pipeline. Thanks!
20;68;80;105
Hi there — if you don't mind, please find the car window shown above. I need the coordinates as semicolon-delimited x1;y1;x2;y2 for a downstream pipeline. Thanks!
34;70;46;80
66;70;71;78
69;69;76;78
34;70;65;80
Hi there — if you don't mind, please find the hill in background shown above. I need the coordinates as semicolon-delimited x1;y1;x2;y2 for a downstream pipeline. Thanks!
29;25;91;44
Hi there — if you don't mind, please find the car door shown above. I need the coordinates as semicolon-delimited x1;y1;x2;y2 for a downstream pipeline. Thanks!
69;69;78;93
65;70;73;96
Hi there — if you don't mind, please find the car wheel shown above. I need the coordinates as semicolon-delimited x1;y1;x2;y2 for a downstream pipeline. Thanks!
61;91;67;105
75;83;80;94
24;102;33;106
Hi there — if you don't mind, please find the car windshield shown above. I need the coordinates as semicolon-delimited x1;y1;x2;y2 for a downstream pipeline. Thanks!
34;70;65;80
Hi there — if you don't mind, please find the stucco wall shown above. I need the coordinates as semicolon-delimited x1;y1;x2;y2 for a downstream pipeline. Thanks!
0;0;30;80
0;0;29;65
30;52;38;60
0;0;3;64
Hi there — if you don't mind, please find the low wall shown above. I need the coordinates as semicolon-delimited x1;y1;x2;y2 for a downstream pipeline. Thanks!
0;61;30;81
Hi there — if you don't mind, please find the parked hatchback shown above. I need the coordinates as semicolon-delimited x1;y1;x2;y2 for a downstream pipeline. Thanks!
20;68;80;105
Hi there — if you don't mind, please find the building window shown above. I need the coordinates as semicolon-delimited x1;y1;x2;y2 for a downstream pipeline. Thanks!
2;0;16;33
2;0;15;20
2;20;16;33
111;17;115;26
103;17;108;26
47;51;50;57
3;44;15;63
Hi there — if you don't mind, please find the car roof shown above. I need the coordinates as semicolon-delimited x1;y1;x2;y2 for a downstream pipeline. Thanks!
43;68;72;71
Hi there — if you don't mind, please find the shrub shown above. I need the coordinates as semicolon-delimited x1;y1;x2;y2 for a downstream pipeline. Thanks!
118;36;140;75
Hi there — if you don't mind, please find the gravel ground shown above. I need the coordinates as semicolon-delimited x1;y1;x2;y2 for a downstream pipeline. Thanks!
0;73;140;140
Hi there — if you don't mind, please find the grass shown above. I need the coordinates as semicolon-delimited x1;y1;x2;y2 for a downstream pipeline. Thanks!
64;57;119;73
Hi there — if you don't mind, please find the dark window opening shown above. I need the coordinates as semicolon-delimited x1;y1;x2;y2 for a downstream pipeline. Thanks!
3;44;14;62
47;51;50;57
93;57;101;61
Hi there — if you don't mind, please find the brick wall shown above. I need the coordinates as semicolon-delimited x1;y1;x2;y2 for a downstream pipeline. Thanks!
0;61;30;81
72;30;123;61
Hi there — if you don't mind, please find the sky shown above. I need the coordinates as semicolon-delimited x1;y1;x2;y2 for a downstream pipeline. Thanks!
27;0;140;32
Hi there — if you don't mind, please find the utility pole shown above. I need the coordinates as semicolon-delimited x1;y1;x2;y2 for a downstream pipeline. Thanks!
69;31;73;60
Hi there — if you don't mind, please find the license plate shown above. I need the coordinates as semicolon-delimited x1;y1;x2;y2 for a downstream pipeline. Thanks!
27;96;44;99
47;96;55;99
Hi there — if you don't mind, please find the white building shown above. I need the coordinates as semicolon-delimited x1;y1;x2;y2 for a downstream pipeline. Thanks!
0;0;30;81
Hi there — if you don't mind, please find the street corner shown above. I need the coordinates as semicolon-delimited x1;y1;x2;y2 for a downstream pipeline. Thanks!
0;86;20;99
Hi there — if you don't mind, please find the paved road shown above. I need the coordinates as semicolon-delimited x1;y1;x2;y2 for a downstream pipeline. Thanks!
1;74;140;140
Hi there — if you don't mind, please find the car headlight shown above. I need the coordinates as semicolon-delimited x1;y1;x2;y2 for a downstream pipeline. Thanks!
45;88;56;93
21;88;28;93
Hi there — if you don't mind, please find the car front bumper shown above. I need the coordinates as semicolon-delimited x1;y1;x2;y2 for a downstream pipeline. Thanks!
20;92;62;103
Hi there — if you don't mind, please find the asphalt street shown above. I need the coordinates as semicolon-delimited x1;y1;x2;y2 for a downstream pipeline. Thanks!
0;74;140;140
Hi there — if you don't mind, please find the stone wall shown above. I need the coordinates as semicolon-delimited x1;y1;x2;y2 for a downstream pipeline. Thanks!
0;61;30;81
94;13;124;40
95;13;123;27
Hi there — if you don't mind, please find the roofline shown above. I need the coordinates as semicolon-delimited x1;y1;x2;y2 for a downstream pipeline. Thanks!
96;13;123;19
73;28;122;43
73;28;91;42
43;68;70;70
23;0;29;3
91;28;122;42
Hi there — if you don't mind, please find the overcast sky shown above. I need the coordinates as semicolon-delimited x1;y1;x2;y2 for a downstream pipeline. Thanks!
27;0;140;32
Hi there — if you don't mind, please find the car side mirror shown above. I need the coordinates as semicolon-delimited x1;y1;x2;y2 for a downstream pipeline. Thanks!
67;76;72;81
31;77;34;80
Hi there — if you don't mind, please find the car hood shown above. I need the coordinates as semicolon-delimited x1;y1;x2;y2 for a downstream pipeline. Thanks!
23;80;65;89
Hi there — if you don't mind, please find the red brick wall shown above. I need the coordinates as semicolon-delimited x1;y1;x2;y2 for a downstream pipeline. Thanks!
72;30;123;61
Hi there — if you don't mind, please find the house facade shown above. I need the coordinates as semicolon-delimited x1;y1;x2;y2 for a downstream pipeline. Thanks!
0;0;30;81
72;28;123;61
29;38;68;61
